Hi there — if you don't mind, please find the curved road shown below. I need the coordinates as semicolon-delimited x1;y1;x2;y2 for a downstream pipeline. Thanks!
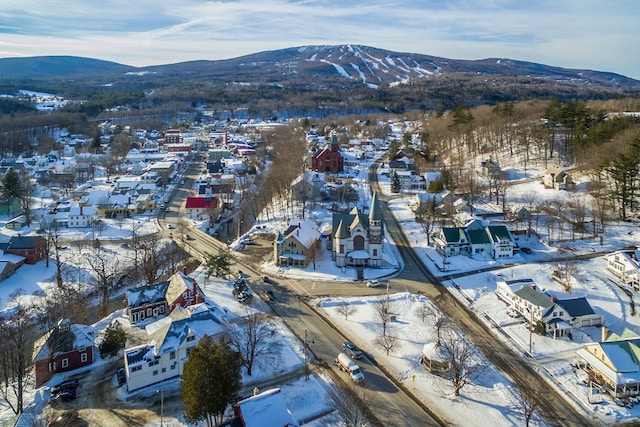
172;158;589;426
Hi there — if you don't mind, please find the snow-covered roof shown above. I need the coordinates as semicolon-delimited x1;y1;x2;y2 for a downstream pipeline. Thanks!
237;388;298;427
149;303;223;354
32;323;95;362
127;281;170;308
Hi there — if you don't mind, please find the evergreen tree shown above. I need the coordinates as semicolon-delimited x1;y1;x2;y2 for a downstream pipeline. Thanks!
390;171;401;193
99;321;127;358
181;337;242;427
205;249;233;279
1;168;22;199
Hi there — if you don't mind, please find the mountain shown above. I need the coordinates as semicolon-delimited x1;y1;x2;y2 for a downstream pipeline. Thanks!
0;45;637;114
0;45;636;90
0;56;134;79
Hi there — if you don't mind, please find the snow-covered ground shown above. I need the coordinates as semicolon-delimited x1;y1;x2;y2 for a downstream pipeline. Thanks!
5;147;640;425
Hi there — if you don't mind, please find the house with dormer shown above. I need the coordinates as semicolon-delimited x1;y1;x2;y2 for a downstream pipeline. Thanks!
497;279;602;338
124;303;224;391
32;319;95;387
274;220;321;267
330;191;384;268
126;271;205;324
432;221;516;260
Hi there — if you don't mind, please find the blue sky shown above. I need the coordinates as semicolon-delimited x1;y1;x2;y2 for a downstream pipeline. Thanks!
0;0;638;79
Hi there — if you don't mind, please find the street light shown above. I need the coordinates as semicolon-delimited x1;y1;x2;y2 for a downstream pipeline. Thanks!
157;388;164;426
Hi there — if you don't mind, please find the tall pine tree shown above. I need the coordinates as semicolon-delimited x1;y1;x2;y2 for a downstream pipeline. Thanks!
181;337;242;427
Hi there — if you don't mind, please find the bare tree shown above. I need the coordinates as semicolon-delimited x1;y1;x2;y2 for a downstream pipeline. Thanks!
413;197;437;246
419;303;450;348
83;244;120;318
326;385;372;427
511;385;539;427
228;310;279;376
306;242;321;270
522;191;538;238
374;294;396;336
440;330;483;397
39;217;64;284
0;303;31;414
374;333;400;355
336;303;357;320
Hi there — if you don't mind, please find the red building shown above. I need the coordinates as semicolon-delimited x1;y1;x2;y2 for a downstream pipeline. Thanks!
126;271;205;324
32;319;95;387
310;135;344;173
0;235;46;264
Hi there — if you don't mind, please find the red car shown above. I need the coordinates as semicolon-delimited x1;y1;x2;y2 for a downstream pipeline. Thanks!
48;409;78;426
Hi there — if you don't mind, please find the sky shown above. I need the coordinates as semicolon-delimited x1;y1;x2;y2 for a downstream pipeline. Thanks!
0;1;638;80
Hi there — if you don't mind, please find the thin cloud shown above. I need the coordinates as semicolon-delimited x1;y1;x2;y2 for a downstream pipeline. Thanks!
0;0;636;79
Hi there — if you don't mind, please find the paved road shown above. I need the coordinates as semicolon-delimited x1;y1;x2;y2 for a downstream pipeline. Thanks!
367;163;590;427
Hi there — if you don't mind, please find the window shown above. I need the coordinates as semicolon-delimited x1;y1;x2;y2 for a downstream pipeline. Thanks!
186;335;195;342
148;359;160;367
153;370;158;376
61;358;69;369
170;351;176;360
161;368;166;373
131;365;142;372
48;362;56;372
373;249;377;256
81;353;88;363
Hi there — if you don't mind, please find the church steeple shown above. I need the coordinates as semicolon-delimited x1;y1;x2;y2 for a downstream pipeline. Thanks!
369;191;382;243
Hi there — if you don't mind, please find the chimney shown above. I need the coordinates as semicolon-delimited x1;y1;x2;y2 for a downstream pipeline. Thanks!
193;279;199;304
530;284;536;291
601;326;608;342
253;387;259;396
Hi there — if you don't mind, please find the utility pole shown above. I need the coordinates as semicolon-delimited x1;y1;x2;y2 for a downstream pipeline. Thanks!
529;309;533;354
157;388;164;426
304;329;310;381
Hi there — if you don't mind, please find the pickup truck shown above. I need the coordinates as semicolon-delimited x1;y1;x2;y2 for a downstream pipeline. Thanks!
335;352;364;383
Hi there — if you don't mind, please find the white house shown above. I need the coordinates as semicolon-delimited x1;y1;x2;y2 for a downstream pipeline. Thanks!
497;279;602;337
123;303;224;391
607;250;640;289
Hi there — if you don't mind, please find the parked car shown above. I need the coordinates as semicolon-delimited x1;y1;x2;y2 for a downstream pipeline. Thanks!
342;341;363;359
266;289;276;301
50;379;79;396
262;275;271;283
366;280;380;287
116;367;126;386
48;410;78;427
167;224;175;229
49;388;77;405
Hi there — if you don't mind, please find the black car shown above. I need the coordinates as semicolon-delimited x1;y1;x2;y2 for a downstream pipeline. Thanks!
116;367;126;386
520;247;532;254
49;388;76;405
266;290;276;301
51;379;79;396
